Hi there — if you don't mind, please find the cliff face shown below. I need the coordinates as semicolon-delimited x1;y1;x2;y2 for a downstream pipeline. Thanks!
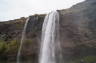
59;0;96;61
0;15;45;62
0;0;96;62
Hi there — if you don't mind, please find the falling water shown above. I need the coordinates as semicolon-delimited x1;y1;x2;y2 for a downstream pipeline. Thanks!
39;11;62;63
16;17;30;63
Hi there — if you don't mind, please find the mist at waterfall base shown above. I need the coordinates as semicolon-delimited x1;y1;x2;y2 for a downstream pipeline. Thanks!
16;11;63;63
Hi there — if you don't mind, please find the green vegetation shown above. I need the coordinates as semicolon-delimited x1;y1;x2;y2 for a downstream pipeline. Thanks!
0;39;19;53
6;40;18;53
0;39;35;61
67;56;96;63
0;39;19;60
84;56;96;63
0;40;7;54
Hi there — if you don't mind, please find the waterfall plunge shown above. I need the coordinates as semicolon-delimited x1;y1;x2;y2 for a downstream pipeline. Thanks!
39;11;62;63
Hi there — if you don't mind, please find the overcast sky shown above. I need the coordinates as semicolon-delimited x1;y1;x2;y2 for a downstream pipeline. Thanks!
0;0;85;21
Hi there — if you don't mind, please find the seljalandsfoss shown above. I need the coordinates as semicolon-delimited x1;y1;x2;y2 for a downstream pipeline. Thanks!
0;0;96;63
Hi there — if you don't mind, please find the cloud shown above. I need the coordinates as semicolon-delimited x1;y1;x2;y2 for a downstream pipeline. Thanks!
0;0;85;21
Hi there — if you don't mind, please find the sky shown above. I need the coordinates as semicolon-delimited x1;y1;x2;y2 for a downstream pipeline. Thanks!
0;0;85;21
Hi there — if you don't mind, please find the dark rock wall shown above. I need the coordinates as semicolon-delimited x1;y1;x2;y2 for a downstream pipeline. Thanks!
59;0;96;60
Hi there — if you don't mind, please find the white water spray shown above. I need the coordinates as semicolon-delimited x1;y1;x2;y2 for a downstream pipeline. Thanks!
16;17;30;63
39;11;62;63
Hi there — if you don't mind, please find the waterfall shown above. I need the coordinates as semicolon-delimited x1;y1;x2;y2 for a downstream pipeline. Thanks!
39;11;62;63
16;17;30;63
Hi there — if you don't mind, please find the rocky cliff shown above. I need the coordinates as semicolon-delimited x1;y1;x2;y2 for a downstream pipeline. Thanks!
0;0;96;63
59;0;96;62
